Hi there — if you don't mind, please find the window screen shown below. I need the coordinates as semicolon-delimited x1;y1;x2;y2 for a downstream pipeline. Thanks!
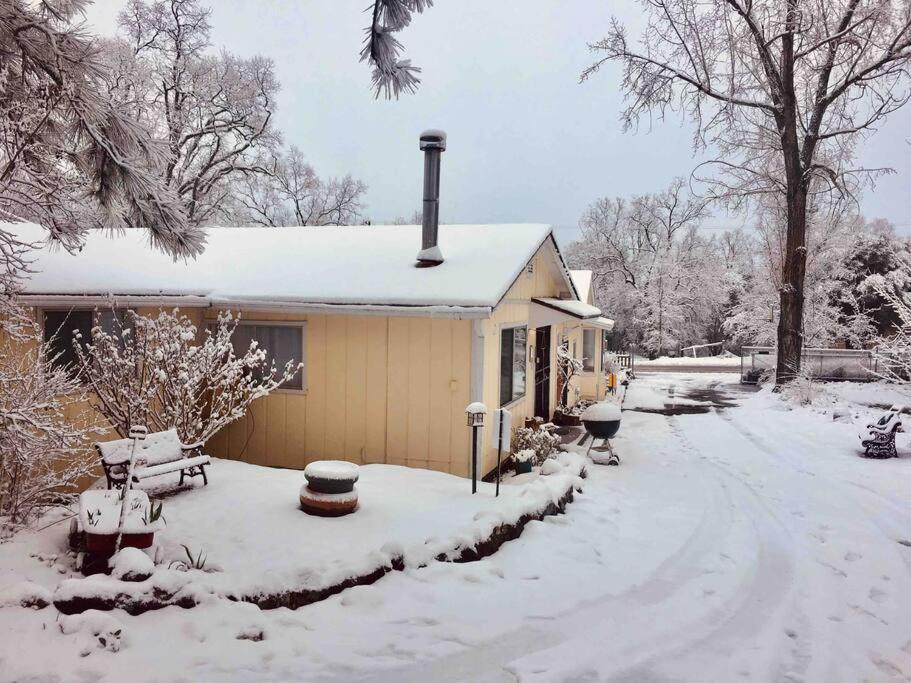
582;329;596;372
230;323;304;391
43;310;93;377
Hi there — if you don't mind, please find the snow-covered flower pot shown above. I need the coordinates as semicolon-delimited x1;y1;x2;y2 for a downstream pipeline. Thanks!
79;490;163;558
303;460;359;494
513;448;535;474
552;408;581;427
580;402;622;439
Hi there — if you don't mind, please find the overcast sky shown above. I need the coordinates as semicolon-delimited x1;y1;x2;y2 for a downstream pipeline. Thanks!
83;0;911;247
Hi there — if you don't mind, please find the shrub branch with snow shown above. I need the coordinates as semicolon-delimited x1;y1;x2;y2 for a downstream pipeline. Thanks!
74;309;300;444
0;327;97;530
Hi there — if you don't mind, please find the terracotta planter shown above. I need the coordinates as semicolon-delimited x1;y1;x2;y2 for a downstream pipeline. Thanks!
84;530;155;557
299;485;358;517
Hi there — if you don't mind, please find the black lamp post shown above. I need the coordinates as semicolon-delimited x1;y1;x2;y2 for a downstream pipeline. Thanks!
466;402;487;494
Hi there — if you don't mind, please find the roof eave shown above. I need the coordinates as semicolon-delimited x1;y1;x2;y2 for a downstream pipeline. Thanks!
16;294;492;320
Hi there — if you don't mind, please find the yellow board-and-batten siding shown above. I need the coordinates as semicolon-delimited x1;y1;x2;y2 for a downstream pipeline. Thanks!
205;310;473;476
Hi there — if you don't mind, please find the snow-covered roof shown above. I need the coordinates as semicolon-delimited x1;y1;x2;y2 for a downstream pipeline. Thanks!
588;316;615;331
531;297;601;319
570;270;593;304
12;222;564;316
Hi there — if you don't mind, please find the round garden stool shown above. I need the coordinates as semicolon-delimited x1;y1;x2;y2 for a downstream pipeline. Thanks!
300;460;360;516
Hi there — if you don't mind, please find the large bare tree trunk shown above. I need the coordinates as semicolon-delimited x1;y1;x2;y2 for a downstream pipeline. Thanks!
776;187;808;383
775;14;808;386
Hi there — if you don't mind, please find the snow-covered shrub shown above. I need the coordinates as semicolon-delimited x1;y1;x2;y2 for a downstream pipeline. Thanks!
59;611;124;655
109;548;155;582
780;367;829;406
0;581;52;609
556;338;583;410
513;449;535;464
511;427;560;466
0;322;97;530
75;309;299;444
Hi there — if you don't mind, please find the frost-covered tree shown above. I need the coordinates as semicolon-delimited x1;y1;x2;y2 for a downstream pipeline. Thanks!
106;0;281;225
834;224;910;342
569;180;714;356
0;332;97;529
0;0;200;258
361;0;432;98
583;0;911;383
74;309;299;444
556;338;583;410
232;147;367;227
724;208;875;348
870;256;911;382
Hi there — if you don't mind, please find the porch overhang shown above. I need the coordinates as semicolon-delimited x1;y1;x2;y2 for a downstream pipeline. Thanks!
529;297;602;328
587;316;615;332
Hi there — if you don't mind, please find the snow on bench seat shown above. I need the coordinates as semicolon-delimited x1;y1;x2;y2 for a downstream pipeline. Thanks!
137;455;211;480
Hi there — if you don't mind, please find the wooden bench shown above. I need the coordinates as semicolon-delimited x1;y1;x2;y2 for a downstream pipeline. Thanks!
96;429;211;489
861;405;904;459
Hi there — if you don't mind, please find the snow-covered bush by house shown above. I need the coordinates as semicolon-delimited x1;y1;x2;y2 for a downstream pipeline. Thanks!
511;427;560;466
513;449;535;464
0;328;97;530
556;338;583;410
75;309;299;444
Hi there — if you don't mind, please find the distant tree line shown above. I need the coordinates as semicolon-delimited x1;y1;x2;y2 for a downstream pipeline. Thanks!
567;180;908;359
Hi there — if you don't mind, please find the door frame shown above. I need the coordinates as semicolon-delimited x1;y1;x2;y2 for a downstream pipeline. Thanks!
534;326;551;419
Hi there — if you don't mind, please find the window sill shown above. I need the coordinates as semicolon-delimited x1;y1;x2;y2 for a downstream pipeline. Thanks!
273;387;308;396
499;394;527;410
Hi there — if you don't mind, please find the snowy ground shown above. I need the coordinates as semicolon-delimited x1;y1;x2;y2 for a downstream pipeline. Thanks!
636;354;742;368
3;374;911;681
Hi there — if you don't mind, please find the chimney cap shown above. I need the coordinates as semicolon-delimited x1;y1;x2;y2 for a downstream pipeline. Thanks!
419;129;447;151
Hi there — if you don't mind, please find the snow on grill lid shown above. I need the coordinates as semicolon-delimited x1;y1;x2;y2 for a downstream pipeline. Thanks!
581;402;622;422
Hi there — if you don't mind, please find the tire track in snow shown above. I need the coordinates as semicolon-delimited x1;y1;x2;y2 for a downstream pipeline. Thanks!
342;413;753;683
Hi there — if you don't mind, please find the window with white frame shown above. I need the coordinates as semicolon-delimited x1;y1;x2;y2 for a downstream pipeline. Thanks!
582;328;596;372
228;321;306;391
499;325;527;406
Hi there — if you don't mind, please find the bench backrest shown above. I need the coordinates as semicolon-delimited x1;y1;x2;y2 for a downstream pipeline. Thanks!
97;429;185;466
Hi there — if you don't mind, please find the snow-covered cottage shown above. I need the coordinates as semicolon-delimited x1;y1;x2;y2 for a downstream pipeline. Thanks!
15;222;612;478
11;132;614;479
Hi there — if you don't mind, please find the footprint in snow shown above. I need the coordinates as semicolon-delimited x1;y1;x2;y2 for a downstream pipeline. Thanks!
869;586;888;604
844;551;862;562
871;656;905;677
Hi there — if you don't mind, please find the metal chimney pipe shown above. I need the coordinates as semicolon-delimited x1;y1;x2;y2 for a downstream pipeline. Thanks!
416;129;446;267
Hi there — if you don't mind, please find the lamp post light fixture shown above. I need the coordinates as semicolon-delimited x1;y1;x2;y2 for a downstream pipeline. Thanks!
465;402;487;494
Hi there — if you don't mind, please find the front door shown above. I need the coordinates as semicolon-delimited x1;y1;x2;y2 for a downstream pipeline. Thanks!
534;326;551;419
